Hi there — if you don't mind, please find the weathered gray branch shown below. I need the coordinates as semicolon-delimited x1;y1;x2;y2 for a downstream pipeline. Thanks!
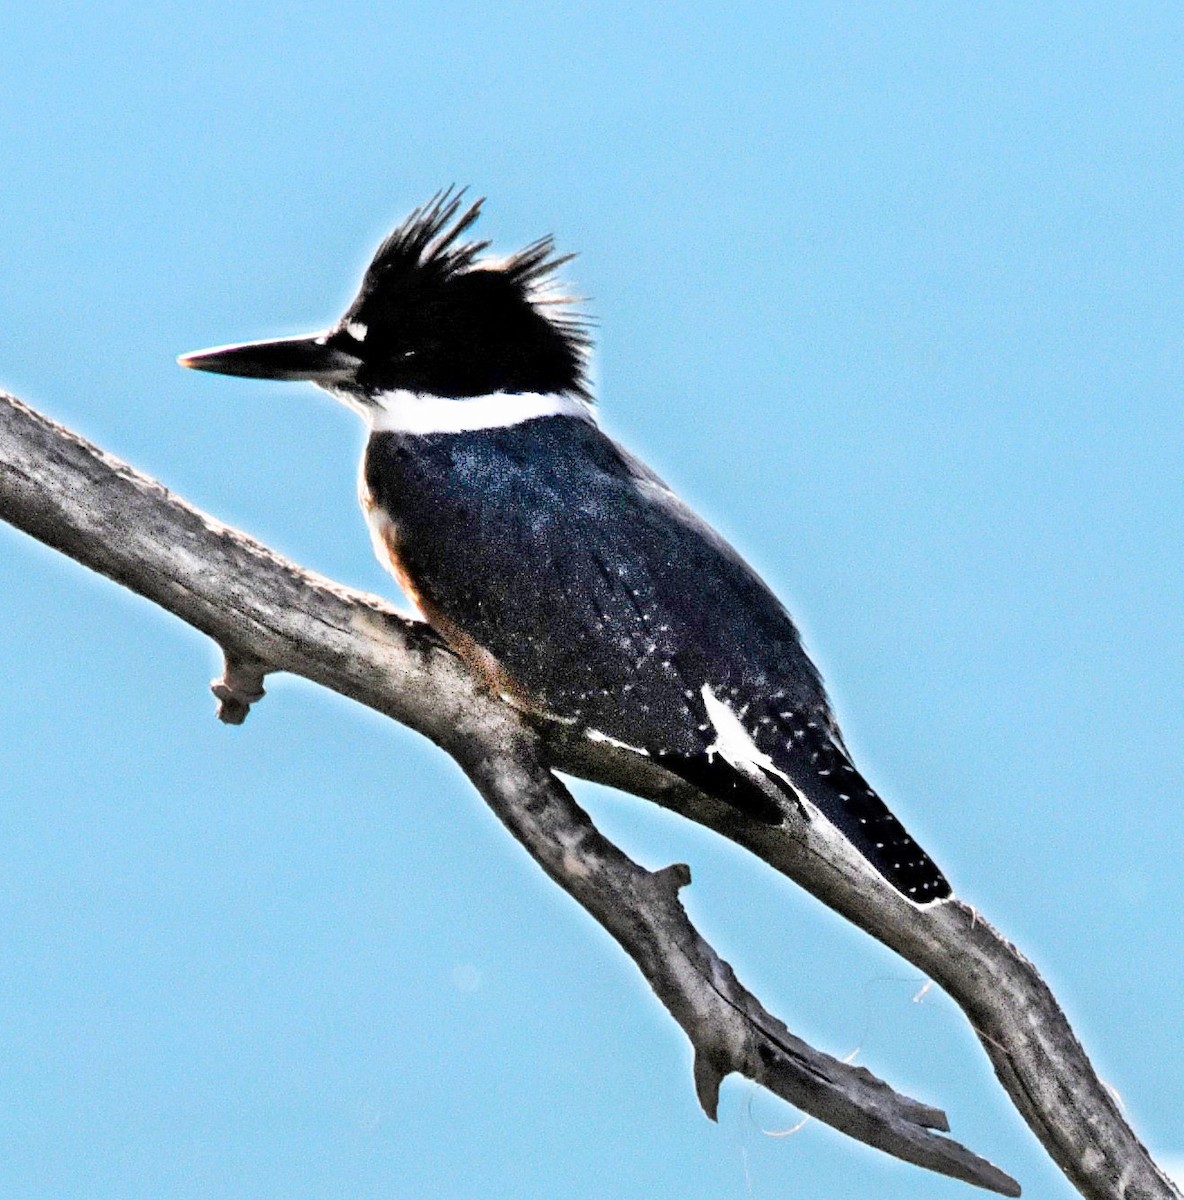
1;389;1176;1199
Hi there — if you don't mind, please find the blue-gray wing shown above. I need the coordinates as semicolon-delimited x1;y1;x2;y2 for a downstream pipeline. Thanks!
364;418;949;902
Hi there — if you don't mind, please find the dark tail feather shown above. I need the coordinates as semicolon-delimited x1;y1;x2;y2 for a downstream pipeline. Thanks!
654;735;950;904
785;726;951;903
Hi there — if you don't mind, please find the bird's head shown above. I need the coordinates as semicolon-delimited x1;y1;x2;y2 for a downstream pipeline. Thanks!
179;190;591;412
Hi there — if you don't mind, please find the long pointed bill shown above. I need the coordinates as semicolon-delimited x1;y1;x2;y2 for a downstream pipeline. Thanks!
177;333;362;382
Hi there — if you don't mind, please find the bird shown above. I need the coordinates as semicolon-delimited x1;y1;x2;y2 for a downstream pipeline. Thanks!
179;189;951;904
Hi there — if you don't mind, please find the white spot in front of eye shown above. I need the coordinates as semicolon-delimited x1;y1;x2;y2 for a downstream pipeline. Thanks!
345;320;368;342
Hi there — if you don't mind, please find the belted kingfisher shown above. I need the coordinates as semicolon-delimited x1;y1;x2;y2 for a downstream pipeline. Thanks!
180;190;950;904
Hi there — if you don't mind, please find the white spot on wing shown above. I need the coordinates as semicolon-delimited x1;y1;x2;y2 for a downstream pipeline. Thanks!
585;728;650;756
700;685;808;811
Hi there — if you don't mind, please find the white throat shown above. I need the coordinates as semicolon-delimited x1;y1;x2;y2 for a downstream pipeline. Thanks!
330;388;596;435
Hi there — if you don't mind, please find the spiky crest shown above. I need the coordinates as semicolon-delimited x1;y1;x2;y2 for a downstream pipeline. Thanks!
342;189;592;399
360;188;489;295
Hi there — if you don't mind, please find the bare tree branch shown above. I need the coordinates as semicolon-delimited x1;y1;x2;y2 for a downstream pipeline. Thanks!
451;725;1024;1192
2;388;1177;1199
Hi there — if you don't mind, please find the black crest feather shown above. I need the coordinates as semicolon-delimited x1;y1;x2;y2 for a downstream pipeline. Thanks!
363;188;490;293
344;188;591;399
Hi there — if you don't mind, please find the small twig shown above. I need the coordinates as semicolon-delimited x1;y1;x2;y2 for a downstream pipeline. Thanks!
211;649;268;724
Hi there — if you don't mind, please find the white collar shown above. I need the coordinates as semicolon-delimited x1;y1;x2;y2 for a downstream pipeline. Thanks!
329;387;596;434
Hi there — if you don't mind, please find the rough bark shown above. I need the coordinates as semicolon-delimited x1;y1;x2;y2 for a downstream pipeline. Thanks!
1;389;1177;1199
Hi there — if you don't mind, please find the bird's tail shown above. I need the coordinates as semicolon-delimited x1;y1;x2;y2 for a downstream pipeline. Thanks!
655;722;950;904
778;723;951;903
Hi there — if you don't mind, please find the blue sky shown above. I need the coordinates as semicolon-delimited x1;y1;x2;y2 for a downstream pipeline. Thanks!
2;4;1182;1198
